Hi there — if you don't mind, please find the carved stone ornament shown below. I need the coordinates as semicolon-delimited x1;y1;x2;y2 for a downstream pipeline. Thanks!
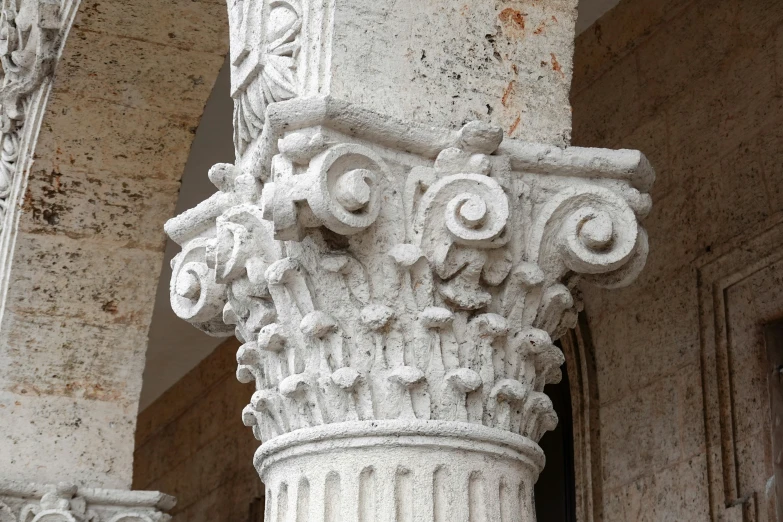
166;96;653;521
0;482;174;522
228;0;302;156
0;0;61;226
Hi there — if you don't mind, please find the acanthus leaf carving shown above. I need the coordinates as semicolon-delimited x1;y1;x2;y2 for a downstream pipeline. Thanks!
263;141;387;240
165;97;654;449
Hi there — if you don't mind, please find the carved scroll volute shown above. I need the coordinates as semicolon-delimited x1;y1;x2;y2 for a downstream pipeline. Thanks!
528;183;651;291
165;98;653;453
263;139;388;240
169;237;232;336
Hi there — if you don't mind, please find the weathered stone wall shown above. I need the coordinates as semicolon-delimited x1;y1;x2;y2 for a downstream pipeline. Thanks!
0;0;229;489
573;0;783;519
133;338;263;521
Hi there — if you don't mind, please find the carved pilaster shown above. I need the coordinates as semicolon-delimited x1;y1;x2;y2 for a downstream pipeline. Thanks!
0;482;174;522
166;96;653;521
0;0;62;227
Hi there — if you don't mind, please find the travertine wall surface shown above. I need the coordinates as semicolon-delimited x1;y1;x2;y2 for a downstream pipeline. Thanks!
572;0;782;519
0;0;229;489
133;338;263;521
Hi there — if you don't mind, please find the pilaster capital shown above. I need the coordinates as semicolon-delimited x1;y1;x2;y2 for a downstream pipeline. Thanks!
0;482;174;522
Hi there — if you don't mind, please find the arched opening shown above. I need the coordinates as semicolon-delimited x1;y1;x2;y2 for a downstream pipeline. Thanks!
534;313;601;522
535;359;577;522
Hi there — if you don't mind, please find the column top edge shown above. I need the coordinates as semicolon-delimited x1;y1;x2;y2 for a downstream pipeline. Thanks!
0;480;176;511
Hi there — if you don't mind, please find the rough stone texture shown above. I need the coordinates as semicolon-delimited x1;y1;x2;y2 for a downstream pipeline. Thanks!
0;0;229;489
133;338;265;522
325;0;578;144
226;0;579;161
572;0;783;519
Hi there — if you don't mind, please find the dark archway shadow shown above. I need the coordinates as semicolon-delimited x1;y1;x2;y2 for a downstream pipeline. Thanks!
535;314;603;522
535;359;577;522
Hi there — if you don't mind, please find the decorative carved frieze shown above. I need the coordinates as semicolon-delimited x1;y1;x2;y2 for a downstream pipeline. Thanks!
0;0;61;227
0;482;174;522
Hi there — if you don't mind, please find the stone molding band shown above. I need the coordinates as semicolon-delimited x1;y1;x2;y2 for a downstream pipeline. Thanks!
255;419;546;474
0;481;174;522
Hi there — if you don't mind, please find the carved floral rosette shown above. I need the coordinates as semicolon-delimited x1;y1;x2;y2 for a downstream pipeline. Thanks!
227;0;302;156
0;482;174;522
165;97;653;521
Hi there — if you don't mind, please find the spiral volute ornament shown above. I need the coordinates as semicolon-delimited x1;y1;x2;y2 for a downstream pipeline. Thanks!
535;186;641;276
170;238;227;325
306;143;385;235
417;173;509;247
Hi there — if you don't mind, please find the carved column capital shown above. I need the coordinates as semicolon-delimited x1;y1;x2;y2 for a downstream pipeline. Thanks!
0;482;174;522
166;96;653;520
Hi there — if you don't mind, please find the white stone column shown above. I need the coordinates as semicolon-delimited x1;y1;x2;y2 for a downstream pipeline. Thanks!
166;1;654;520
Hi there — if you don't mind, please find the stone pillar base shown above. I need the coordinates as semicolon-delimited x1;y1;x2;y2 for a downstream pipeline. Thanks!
257;421;544;522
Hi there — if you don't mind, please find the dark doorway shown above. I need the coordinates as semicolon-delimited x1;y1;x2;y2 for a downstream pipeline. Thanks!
534;359;577;522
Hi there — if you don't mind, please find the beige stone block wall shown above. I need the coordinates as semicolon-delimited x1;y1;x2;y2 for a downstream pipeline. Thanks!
0;0;229;489
572;0;783;519
133;338;264;521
